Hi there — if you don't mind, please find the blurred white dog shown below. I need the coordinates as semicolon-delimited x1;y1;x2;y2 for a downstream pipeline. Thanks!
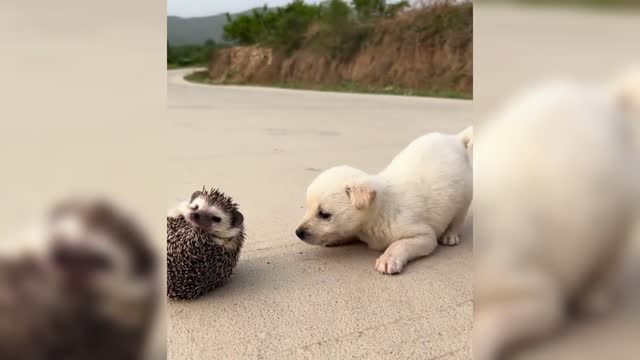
474;67;640;360
295;127;473;274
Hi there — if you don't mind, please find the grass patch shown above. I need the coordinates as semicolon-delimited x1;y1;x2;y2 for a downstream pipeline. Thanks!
184;70;212;83
183;70;470;99
168;40;227;69
168;63;207;70
306;23;374;60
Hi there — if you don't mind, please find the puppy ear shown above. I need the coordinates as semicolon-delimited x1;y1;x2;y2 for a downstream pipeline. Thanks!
346;183;376;210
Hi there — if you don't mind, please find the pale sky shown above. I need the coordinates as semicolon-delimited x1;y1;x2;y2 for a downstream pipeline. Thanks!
166;0;413;18
167;0;317;18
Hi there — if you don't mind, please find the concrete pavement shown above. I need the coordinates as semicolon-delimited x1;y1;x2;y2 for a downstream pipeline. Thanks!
167;69;473;359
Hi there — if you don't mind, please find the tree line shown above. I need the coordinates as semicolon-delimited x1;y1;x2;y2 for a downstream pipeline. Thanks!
167;40;231;68
223;0;410;55
168;0;414;68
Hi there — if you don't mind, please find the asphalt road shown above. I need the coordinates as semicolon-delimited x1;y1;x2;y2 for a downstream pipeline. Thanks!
167;5;640;359
167;69;473;359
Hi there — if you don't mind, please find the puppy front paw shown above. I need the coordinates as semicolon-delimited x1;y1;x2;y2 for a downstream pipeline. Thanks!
575;289;614;317
439;231;460;246
375;254;404;275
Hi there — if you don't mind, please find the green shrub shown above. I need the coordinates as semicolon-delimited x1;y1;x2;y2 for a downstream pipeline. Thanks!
352;0;385;20
222;0;410;57
412;2;472;39
167;40;224;68
224;1;322;53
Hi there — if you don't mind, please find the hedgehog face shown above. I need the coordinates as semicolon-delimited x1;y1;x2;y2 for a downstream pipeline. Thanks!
45;198;157;326
296;166;374;246
184;189;244;239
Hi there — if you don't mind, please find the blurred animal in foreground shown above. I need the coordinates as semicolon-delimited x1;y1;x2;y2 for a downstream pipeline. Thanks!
0;198;159;360
474;67;640;360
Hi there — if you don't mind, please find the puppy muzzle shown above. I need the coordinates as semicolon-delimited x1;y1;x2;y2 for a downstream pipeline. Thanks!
295;227;309;241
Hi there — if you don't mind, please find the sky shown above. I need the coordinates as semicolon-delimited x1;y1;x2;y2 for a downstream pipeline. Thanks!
167;0;316;18
166;0;414;18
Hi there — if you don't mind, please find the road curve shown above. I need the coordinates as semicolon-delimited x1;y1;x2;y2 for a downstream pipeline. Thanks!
167;68;473;359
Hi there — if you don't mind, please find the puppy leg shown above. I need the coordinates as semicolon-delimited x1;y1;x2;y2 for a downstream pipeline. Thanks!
574;256;625;316
474;277;565;360
375;228;437;275
574;224;630;316
440;204;470;246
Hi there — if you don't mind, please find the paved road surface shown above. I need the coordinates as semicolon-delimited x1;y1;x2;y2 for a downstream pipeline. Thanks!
167;6;640;359
167;70;473;359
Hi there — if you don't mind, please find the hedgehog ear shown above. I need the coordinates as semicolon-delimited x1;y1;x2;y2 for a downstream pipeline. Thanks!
231;210;244;227
190;191;203;203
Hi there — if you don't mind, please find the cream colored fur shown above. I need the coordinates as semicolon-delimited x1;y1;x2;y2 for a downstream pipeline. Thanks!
297;127;473;274
474;68;640;360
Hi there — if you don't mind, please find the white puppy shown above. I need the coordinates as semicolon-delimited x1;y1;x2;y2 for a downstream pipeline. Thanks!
474;68;640;360
295;127;473;275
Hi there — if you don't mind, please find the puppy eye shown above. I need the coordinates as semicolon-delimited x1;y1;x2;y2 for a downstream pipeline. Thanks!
318;210;332;220
211;215;221;223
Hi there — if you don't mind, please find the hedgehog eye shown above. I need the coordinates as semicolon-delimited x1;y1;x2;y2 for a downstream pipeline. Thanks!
318;210;332;220
89;253;112;271
210;215;221;223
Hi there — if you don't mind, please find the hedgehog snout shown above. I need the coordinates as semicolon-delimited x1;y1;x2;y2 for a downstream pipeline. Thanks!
50;239;112;275
189;211;212;229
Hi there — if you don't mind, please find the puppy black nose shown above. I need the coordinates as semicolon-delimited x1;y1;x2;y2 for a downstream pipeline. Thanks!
295;227;307;240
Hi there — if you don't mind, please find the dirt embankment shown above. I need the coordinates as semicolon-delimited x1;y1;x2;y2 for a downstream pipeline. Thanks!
208;4;472;96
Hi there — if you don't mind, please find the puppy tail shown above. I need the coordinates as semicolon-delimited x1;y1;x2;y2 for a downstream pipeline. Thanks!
458;126;473;149
610;65;640;113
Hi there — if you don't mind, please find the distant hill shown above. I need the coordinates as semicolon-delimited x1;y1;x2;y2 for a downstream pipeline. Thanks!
167;14;229;46
168;8;267;46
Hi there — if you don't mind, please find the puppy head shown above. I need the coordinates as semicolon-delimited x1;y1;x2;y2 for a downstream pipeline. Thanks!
183;187;244;239
296;166;376;246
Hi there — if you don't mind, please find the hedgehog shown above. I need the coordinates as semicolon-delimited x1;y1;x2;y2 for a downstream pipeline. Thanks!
167;187;245;300
0;198;159;360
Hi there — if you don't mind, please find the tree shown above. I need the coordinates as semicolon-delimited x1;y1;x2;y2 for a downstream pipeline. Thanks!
260;0;321;51
204;39;217;61
321;0;352;29
223;0;321;52
384;1;409;17
223;14;263;45
351;0;387;20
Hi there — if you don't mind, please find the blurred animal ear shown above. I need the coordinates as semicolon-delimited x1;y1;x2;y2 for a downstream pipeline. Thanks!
346;183;376;210
231;210;244;227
